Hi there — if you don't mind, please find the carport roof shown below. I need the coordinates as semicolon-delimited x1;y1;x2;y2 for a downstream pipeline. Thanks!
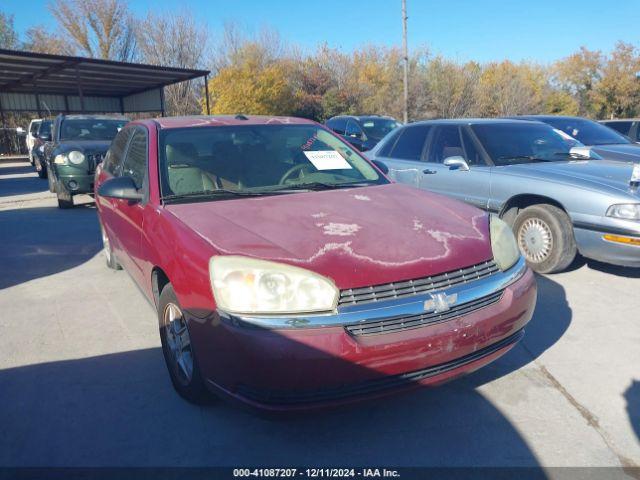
0;49;209;97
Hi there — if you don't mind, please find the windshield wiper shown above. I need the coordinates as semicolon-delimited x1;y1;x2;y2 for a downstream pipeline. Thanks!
497;155;553;163
268;181;375;192
551;151;591;159
162;189;271;202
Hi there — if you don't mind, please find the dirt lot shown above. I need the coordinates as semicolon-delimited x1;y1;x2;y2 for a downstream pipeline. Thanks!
0;158;638;469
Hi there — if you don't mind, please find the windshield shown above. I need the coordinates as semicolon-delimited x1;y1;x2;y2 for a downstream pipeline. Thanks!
541;117;630;146
38;121;51;137
159;125;387;202
360;118;401;140
471;123;587;166
60;119;128;141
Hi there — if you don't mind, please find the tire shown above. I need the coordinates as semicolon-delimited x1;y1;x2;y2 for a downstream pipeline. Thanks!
37;165;47;179
513;204;577;274
100;223;121;270
47;168;56;192
56;183;74;209
158;283;210;404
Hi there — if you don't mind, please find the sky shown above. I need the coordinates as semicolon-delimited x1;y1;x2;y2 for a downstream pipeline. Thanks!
3;0;639;64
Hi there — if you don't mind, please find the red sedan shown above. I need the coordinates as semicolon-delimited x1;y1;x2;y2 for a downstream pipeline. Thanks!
94;115;537;410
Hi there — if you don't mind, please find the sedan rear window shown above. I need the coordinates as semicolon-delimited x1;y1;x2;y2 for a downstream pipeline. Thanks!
158;125;387;200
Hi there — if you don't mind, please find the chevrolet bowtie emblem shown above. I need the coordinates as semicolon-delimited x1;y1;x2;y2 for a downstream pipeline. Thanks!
424;292;457;313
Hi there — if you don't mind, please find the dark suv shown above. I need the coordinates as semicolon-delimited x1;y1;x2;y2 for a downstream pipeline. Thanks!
45;114;129;208
325;115;401;151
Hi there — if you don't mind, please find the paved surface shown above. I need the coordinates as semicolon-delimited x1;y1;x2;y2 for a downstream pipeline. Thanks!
0;158;638;468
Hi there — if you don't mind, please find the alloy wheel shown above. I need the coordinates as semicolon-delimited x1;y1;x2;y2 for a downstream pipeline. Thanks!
163;303;194;384
518;217;553;263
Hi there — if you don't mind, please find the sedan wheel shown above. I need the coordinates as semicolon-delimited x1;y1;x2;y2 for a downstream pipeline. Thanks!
163;303;194;385
100;224;121;270
158;284;210;404
513;204;577;274
518;217;553;263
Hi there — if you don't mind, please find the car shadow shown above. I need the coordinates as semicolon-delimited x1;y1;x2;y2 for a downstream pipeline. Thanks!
0;163;49;197
0;205;101;290
585;260;640;278
0;275;570;469
624;380;640;443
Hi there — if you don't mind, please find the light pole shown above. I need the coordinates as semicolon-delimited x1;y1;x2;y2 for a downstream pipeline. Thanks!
401;0;409;123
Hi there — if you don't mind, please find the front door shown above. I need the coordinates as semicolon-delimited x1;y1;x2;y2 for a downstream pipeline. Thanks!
419;125;491;210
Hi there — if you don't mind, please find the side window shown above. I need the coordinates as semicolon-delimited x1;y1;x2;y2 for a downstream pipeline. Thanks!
30;122;40;136
378;128;403;157
428;126;463;163
332;118;347;135
122;129;147;190
103;128;133;176
345;120;362;138
604;121;632;136
461;128;484;166
390;125;431;161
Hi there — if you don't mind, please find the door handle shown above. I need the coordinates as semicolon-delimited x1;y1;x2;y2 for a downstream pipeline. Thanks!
423;169;437;174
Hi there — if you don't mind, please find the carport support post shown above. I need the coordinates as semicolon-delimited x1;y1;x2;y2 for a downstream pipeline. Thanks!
160;87;166;117
75;65;85;112
204;74;210;115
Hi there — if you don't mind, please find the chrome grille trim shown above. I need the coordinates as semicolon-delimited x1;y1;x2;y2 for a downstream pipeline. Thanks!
344;289;504;337
338;260;500;307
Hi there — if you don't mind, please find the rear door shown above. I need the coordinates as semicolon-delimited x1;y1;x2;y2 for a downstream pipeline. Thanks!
419;125;491;209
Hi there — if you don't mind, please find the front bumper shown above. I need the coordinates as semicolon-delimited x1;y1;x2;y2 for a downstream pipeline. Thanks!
53;165;94;195
188;258;537;410
574;223;640;267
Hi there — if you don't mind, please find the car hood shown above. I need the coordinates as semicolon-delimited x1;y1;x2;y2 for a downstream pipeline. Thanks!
56;140;112;153
501;160;637;194
589;143;640;162
165;183;493;289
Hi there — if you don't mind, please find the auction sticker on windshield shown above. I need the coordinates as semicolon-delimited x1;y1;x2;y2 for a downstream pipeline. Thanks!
304;150;352;170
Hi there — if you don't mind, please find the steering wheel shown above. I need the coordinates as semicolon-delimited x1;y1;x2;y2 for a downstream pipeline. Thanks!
279;163;315;185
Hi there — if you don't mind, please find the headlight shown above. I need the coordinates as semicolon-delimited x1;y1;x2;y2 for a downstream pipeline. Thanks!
38;145;44;153
490;216;520;271
54;154;68;165
68;150;85;165
209;256;339;315
607;204;640;221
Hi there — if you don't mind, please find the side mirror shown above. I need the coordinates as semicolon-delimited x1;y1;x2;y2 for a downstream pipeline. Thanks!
443;156;470;171
98;176;142;201
372;159;389;174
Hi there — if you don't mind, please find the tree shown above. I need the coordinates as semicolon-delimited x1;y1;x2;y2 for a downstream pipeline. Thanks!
137;11;209;115
48;0;137;60
552;47;603;116
591;42;640;119
22;25;75;55
205;45;296;115
478;61;548;116
0;12;19;49
423;57;481;118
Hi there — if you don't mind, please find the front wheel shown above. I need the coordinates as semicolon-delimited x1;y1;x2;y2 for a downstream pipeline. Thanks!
56;182;74;209
100;223;121;270
36;163;47;179
158;284;211;404
513;204;576;274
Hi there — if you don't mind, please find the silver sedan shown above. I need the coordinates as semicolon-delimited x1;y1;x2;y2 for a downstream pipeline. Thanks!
367;119;640;273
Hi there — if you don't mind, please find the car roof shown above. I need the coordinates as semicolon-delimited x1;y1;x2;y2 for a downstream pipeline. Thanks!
507;115;590;122
58;114;129;120
328;115;395;121
151;115;318;129
407;118;544;126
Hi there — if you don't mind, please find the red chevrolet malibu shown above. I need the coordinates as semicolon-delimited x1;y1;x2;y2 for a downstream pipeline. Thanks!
94;115;537;410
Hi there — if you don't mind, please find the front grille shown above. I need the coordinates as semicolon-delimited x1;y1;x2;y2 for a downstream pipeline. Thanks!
235;329;524;406
86;153;104;172
344;289;504;337
338;260;499;307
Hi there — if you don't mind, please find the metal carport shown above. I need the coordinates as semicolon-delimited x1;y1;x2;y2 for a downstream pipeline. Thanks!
0;48;211;120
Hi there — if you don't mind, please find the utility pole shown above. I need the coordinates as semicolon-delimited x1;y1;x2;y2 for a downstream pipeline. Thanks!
401;0;409;123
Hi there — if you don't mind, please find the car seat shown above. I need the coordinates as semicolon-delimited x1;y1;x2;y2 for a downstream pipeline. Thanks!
166;143;219;195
